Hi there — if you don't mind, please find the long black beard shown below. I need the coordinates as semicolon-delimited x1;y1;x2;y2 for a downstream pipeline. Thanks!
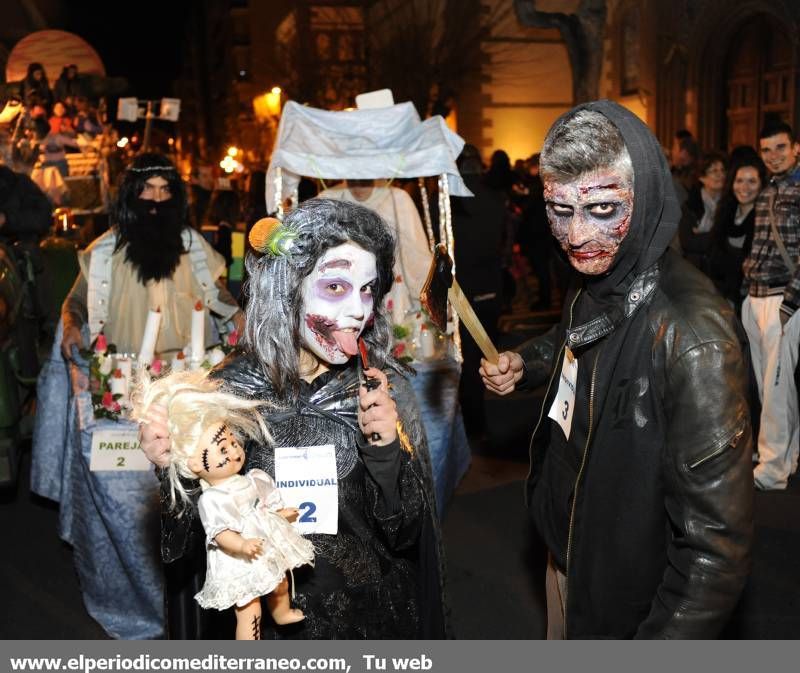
119;199;186;283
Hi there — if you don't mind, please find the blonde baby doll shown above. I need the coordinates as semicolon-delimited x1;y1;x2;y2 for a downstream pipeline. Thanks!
134;370;314;640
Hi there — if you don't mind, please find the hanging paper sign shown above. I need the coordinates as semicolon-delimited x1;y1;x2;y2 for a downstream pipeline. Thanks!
547;347;578;440
273;444;338;535
90;428;150;471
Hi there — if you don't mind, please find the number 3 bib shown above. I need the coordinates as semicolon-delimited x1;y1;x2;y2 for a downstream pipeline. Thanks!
547;347;578;440
274;444;339;535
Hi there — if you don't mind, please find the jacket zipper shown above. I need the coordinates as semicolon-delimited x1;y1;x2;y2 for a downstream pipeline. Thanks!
563;347;601;639
687;424;745;470
525;290;582;488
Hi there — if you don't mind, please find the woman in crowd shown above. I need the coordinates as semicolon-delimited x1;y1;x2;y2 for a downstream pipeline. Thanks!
709;154;767;312
203;189;240;269
679;151;727;274
22;62;53;112
140;198;446;640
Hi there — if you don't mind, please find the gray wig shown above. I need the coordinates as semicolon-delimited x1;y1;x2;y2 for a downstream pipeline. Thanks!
243;198;398;399
540;109;633;183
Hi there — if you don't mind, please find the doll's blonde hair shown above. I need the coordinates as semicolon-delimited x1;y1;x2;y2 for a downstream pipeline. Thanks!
132;370;271;509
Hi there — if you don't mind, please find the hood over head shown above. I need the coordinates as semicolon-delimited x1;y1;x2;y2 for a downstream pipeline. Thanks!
550;100;680;300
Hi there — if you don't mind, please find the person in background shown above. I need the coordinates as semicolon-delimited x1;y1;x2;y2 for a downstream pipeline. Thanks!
60;153;243;359
0;165;52;245
49;101;75;135
671;129;699;207
451;144;505;438
36;117;78;179
517;154;554;311
190;164;215;228
709;154;767;312
53;65;86;108
203;188;240;269
679;151;727;275
742;120;800;491
72;97;103;137
21;63;53;113
484;150;518;313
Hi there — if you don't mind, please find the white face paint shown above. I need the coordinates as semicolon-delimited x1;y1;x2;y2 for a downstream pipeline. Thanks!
300;242;378;365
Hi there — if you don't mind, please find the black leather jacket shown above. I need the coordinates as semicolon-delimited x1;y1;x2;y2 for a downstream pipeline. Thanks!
520;250;754;638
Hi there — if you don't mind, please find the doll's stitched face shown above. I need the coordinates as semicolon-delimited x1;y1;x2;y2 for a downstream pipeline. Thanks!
544;165;634;275
300;242;377;364
190;422;245;481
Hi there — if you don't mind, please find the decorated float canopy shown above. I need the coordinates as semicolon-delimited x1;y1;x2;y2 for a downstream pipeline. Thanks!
265;100;471;213
5;30;106;86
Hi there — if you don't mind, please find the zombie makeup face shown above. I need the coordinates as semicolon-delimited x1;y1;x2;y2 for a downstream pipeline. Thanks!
300;242;377;365
544;165;634;275
188;422;245;483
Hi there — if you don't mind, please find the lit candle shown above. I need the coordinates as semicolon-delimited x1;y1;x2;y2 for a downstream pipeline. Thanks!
109;368;128;401
138;308;161;367
114;356;133;399
190;300;205;367
170;351;186;372
115;356;132;382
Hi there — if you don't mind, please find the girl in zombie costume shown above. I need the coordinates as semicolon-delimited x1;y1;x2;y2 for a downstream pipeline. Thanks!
141;199;447;639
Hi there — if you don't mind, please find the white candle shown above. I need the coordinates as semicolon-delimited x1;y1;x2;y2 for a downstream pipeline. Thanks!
115;356;133;381
115;356;133;399
420;324;435;359
170;352;186;372
190;300;205;366
109;369;128;402
138;308;162;367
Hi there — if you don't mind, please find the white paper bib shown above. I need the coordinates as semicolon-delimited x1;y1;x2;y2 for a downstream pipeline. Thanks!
90;428;151;471
274;444;339;535
547;347;578;440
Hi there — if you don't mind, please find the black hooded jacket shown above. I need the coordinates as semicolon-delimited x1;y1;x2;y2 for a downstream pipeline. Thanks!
518;100;754;638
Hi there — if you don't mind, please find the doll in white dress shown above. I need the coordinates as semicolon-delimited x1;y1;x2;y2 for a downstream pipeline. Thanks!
134;370;314;640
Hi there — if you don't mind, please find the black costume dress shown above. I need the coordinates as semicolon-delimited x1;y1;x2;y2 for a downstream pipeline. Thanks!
159;353;448;639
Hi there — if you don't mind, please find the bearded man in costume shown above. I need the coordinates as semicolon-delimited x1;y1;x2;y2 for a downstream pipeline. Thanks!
61;153;243;359
482;101;753;638
140;198;447;639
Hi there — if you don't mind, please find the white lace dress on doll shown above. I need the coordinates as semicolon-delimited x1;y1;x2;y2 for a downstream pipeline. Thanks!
194;469;315;610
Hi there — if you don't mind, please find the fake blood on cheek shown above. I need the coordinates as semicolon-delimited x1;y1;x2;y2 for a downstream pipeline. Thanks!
305;313;360;357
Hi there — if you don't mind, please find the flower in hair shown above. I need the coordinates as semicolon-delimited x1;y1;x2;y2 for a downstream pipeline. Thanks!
248;217;297;257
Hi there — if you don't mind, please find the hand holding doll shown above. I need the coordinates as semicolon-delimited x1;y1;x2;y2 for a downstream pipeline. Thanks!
134;370;314;640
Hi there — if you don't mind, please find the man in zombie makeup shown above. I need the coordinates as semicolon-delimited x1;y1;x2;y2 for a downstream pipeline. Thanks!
140;198;447;639
60;153;244;359
481;101;754;638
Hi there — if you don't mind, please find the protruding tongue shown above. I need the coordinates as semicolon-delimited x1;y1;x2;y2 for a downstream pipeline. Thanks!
332;330;359;356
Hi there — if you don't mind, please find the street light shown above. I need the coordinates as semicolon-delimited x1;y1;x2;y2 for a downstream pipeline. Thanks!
253;86;283;121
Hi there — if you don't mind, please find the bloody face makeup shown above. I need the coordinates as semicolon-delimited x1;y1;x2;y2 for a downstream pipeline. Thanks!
300;242;378;365
544;165;634;275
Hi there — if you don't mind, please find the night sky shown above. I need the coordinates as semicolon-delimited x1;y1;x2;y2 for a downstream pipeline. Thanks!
60;0;193;99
